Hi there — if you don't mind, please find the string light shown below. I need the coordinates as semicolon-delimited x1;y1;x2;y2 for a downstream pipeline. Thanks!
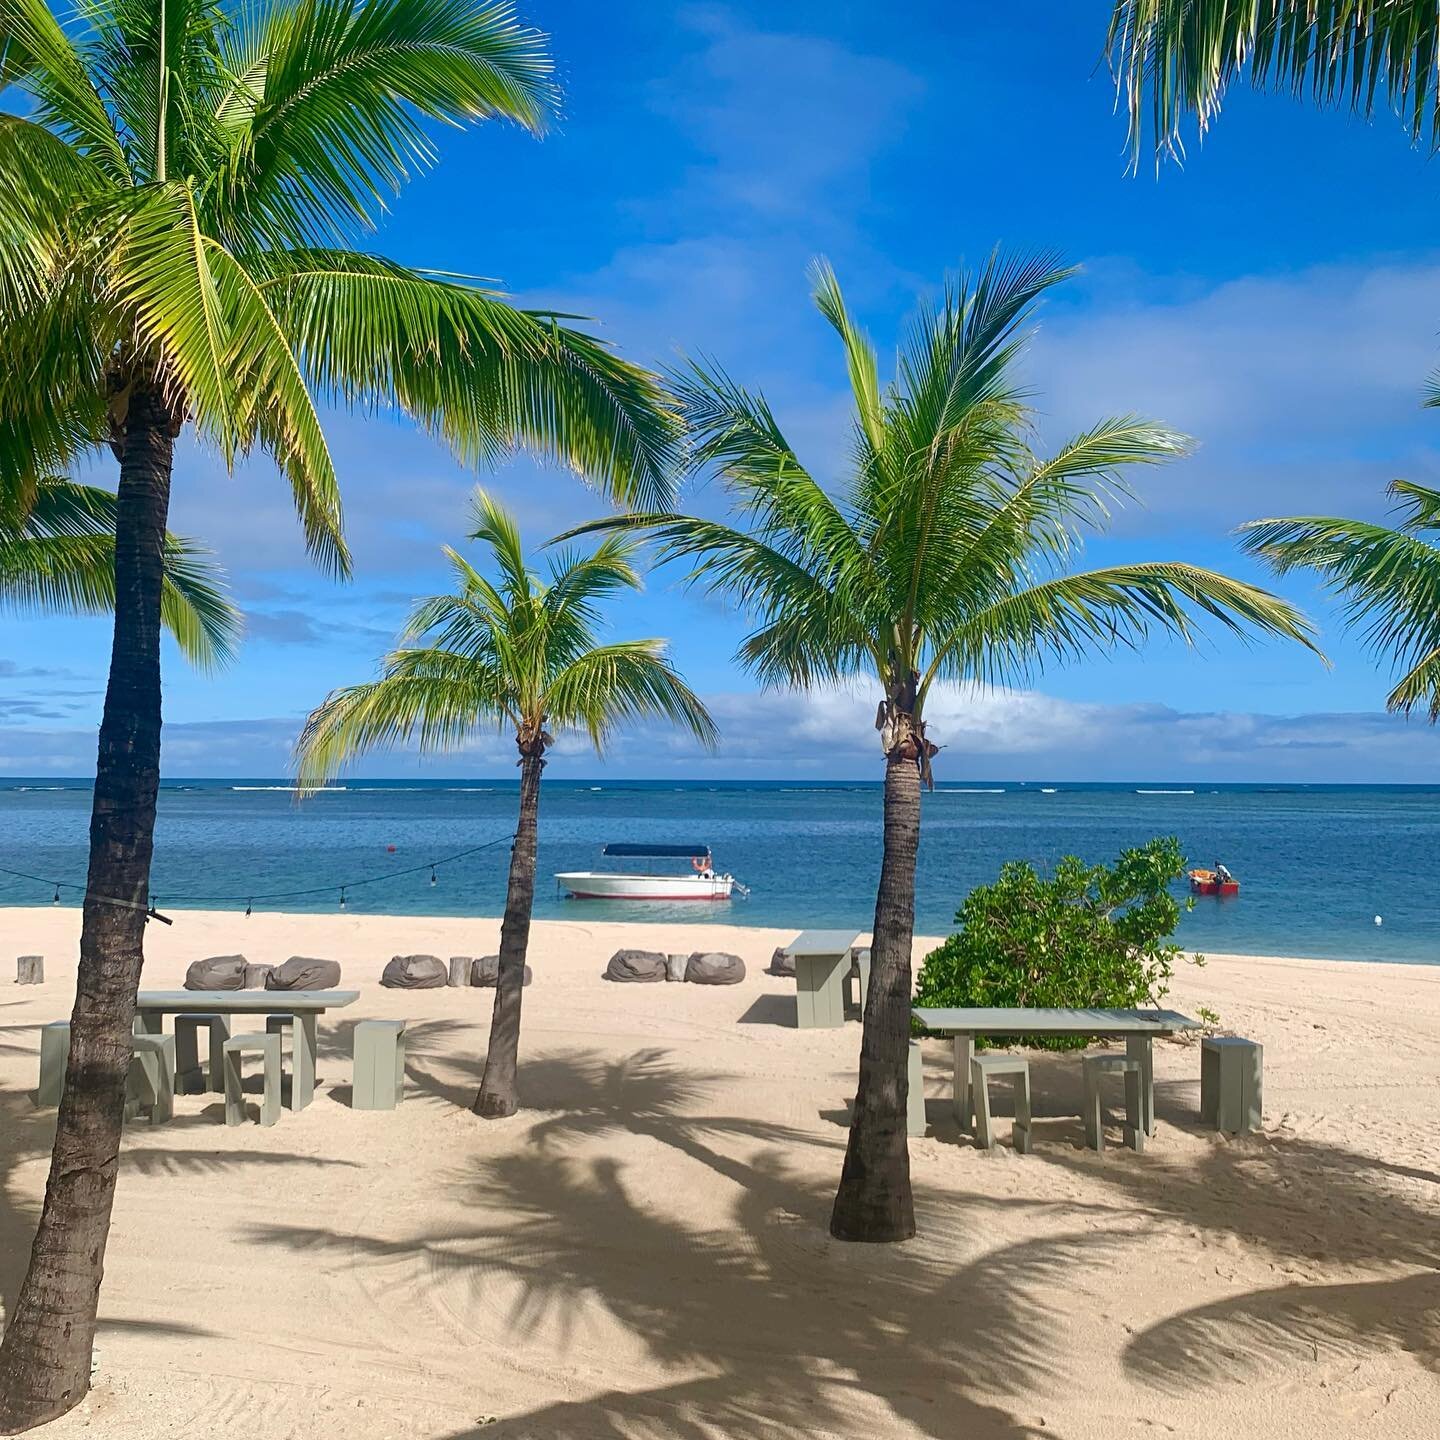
0;832;514;920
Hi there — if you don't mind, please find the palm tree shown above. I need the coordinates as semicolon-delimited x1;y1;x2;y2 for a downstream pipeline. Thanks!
1;476;238;664
1240;479;1440;719
1106;2;1440;164
566;255;1320;1244
296;491;716;1119
0;0;679;1426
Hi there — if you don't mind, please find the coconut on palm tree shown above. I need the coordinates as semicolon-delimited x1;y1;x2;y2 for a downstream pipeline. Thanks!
296;491;716;1118
1240;480;1440;719
1106;2;1440;163
1;476;238;663
0;0;680;1425
567;253;1320;1244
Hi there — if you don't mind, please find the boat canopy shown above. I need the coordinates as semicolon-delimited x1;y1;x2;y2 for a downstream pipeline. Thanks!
602;843;711;859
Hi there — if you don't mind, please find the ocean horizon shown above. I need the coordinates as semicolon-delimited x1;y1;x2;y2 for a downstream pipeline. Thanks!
2;776;1435;967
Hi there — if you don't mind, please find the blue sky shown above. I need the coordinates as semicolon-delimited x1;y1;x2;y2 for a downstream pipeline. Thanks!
7;0;1440;780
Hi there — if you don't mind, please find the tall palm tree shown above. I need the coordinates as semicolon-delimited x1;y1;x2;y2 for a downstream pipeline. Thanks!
567;255;1320;1244
1;476;238;664
1106;2;1440;164
296;491;716;1118
1240;479;1440;718
0;0;679;1426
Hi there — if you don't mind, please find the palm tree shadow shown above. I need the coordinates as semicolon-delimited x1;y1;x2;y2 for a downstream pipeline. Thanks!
244;1049;1121;1440
1043;1129;1440;1392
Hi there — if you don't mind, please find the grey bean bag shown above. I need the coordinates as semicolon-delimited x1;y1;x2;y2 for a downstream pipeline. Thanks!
685;952;746;985
767;946;795;977
470;954;531;987
604;949;667;983
381;954;448;989
184;955;247;991
265;955;342;991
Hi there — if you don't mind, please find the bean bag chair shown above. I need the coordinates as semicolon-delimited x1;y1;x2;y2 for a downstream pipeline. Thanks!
767;947;795;977
265;956;342;991
604;949;667;983
470;954;531;987
685;952;746;985
381;954;448;989
184;955;247;991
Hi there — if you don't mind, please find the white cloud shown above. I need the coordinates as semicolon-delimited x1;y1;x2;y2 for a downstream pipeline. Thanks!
4;683;1438;781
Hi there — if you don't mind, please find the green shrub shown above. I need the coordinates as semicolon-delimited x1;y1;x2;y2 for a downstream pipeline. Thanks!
914;836;1201;1050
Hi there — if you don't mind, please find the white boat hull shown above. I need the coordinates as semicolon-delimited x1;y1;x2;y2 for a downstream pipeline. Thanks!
555;871;734;901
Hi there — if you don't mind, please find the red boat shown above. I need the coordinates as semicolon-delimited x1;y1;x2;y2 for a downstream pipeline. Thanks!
1189;867;1239;897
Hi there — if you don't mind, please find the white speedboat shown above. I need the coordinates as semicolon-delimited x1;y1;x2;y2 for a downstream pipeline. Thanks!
555;843;739;901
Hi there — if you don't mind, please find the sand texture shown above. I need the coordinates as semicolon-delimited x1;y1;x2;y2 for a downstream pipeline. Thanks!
1;907;1437;1438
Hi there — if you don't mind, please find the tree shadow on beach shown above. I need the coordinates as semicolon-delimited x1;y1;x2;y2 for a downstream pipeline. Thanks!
242;1047;1123;1440
1040;1117;1440;1391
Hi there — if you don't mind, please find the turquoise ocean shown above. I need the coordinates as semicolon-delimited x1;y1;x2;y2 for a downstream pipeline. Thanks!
0;779;1435;965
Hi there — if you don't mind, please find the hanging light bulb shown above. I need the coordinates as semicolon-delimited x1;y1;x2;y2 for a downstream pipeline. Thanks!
429;865;437;886
339;888;347;910
52;885;60;906
245;899;253;917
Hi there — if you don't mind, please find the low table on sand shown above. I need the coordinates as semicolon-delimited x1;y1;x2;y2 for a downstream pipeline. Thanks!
787;930;863;1029
135;990;360;1111
911;1007;1201;1138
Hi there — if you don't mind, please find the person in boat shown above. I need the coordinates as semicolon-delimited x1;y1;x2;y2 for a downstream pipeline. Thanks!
1215;862;1234;885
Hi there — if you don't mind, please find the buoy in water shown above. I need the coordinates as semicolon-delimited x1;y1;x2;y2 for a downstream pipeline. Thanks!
386;845;397;853
1374;915;1383;926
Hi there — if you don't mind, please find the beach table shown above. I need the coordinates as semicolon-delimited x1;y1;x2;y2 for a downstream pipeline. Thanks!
135;990;360;1112
787;930;862;1029
911;1007;1201;1139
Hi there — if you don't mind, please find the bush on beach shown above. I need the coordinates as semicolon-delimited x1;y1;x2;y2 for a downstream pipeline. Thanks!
914;836;1201;1051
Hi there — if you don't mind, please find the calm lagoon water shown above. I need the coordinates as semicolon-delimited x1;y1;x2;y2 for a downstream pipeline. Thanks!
0;778;1436;965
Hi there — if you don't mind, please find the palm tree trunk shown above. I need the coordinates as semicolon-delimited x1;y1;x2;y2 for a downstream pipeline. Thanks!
474;746;544;1119
829;748;919;1243
0;385;176;1433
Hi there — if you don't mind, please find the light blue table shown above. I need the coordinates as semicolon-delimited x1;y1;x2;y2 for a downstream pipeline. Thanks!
912;1007;1201;1138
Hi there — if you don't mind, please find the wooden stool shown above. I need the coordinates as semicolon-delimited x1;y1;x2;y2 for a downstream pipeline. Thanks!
353;1020;407;1110
223;1032;283;1126
969;1054;1032;1152
1083;1053;1144;1153
128;1034;176;1125
175;1013;230;1094
1201;1036;1263;1134
36;1021;70;1107
38;1023;173;1124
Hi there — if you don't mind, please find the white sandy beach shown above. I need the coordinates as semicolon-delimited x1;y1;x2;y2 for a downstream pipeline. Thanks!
1;906;1437;1439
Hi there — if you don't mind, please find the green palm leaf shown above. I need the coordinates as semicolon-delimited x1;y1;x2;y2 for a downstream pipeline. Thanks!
1240;481;1440;718
0;477;241;666
297;489;714;786
1107;2;1440;163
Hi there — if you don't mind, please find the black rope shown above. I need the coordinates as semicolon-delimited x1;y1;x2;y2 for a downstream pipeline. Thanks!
0;831;516;917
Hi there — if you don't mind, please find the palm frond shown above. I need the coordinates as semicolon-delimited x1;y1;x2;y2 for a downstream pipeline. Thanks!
217;0;556;242
298;495;710;780
546;641;717;752
296;650;511;789
929;560;1321;691
1240;509;1440;694
1107;1;1440;164
0;0;130;176
0;478;241;666
263;254;681;507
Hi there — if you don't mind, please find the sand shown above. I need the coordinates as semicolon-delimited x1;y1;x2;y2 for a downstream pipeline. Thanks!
1;906;1437;1439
